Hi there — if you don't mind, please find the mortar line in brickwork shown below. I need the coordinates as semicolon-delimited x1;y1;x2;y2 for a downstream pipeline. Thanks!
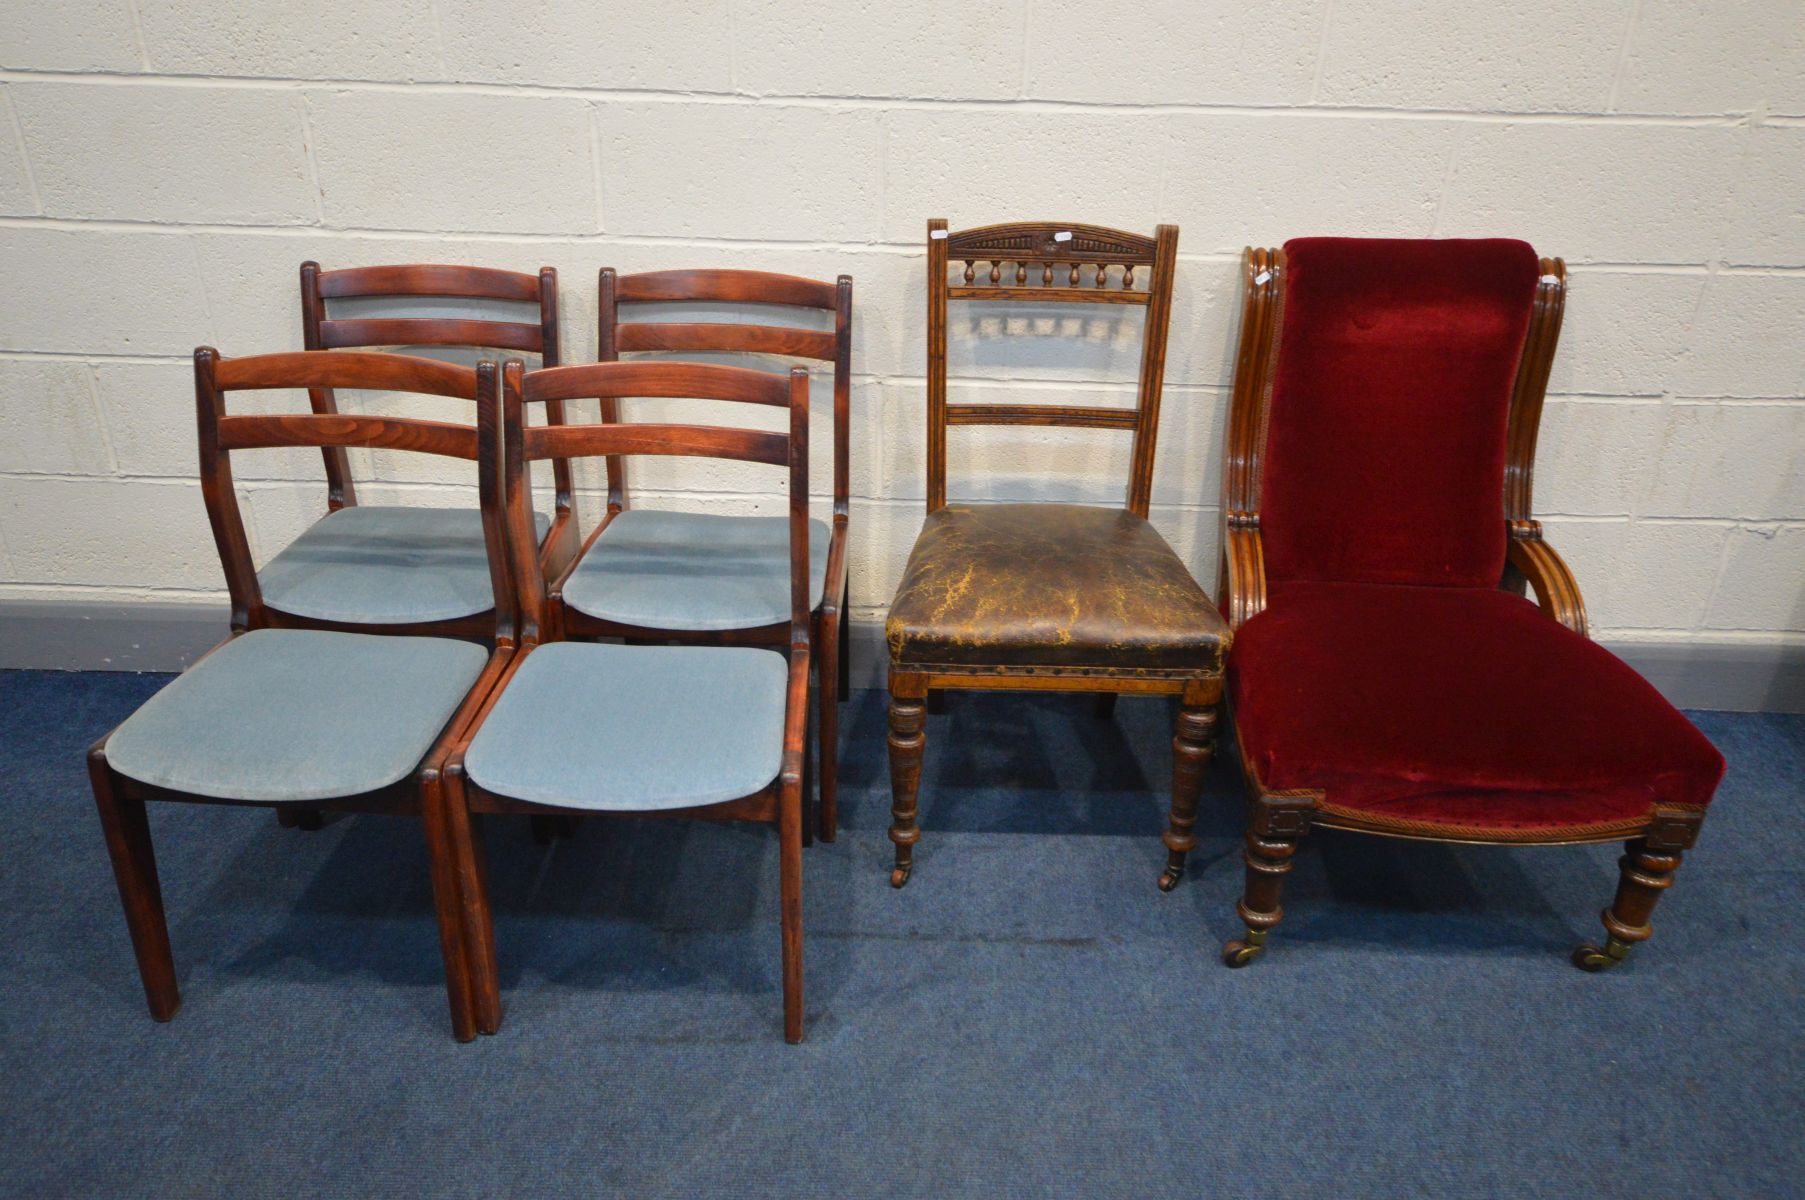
0;67;1755;127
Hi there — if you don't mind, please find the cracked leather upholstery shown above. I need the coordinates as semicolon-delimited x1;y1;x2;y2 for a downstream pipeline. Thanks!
885;503;1229;672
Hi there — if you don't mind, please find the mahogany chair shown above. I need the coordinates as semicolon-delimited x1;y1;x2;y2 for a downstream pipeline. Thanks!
884;219;1231;890
430;358;814;1043
275;261;580;638
586;268;851;843
1216;238;1726;970
87;350;516;1041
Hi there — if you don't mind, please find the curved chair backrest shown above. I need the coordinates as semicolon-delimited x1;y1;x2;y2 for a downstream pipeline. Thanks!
597;267;850;520
485;360;810;648
299;261;572;521
1249;238;1548;592
194;348;510;636
924;218;1180;517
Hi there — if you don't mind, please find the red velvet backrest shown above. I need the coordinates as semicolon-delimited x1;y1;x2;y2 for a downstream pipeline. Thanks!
1260;237;1541;589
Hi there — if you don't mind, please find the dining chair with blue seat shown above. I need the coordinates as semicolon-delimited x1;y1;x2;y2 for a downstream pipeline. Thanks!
430;357;815;1043
87;349;516;1041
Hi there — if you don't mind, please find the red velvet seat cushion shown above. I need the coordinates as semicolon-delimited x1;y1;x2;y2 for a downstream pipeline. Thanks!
1230;582;1724;835
1261;238;1542;590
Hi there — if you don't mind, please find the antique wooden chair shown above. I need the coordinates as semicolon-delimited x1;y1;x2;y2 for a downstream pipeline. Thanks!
1216;238;1726;969
276;261;580;637
884;219;1231;890
87;350;516;1041
590;268;851;842
429;358;814;1043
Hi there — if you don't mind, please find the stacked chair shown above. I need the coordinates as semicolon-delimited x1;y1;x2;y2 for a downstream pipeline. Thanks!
85;232;1730;1049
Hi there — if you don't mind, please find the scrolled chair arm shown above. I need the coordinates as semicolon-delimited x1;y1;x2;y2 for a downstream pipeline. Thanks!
1507;522;1589;638
1221;520;1268;633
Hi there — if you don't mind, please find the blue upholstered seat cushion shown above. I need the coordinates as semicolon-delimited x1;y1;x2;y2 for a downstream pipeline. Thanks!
258;505;546;625
561;510;830;631
464;642;788;811
104;629;488;802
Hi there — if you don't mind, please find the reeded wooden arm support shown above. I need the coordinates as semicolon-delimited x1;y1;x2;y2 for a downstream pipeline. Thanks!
1507;525;1588;638
1221;524;1267;632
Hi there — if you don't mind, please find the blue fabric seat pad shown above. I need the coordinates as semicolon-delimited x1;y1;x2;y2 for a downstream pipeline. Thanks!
465;641;789;812
104;629;488;802
258;505;546;626
561;509;831;632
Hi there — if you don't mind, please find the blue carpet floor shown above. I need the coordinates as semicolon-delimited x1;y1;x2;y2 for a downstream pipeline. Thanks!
1;668;1800;1198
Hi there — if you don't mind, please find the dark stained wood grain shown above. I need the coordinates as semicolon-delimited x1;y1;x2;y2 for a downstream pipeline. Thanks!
318;317;543;353
521;360;791;407
615;267;838;309
216;348;479;398
523;422;787;466
315;262;542;302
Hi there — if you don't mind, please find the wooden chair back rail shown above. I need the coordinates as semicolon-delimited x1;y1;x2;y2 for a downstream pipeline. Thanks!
316;318;544;354
314;262;542;302
925;218;1180;516
614;268;839;309
194;348;508;635
489;359;813;648
522;360;791;407
599;267;854;522
299;262;569;515
523;423;787;466
1505;258;1568;533
613;322;836;360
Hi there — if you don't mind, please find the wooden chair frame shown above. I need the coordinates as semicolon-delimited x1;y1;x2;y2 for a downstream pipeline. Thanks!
298;260;582;605
429;359;815;1044
89;350;519;1042
887;219;1227;892
585;267;852;843
1216;246;1705;971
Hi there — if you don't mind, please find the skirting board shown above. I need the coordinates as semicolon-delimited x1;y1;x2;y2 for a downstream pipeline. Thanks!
2;600;1801;714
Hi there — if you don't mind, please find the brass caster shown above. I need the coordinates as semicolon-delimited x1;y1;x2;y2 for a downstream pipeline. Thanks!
1222;929;1267;968
1572;937;1632;972
1157;867;1182;893
889;863;912;889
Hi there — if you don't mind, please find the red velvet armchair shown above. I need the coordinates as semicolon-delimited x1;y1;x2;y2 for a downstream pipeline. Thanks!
1217;238;1725;970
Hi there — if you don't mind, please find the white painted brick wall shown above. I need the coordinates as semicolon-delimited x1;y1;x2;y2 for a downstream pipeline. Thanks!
0;0;1801;650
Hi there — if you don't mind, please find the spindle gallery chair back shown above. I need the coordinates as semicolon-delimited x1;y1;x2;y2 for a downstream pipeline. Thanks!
87;350;518;1042
590;268;852;843
883;219;1230;891
1215;239;1725;970
431;358;814;1043
284;261;580;634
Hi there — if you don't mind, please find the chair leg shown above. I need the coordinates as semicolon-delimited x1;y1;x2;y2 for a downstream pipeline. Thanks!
886;683;927;888
420;771;478;1042
1159;701;1217;891
836;581;851;702
1223;832;1298;967
817;609;840;843
1574;838;1684;972
779;771;805;1044
1093;692;1118;720
444;769;502;1035
88;751;179;1021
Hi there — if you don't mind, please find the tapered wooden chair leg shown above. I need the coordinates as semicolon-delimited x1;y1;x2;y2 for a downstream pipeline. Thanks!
886;685;927;888
444;767;502;1035
1160;702;1217;891
420;770;478;1042
1574;838;1683;972
817;609;841;843
779;775;805;1044
836;582;851;701
89;750;179;1021
1223;832;1297;967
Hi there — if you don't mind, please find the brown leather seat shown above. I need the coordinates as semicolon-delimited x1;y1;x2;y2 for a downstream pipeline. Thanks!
885;503;1228;673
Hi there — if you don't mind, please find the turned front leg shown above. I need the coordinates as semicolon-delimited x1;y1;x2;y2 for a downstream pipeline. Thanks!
886;679;927;889
1574;838;1684;971
1223;831;1298;967
1160;699;1218;891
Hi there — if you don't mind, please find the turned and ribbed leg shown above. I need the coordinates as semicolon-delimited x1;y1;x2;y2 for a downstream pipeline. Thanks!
1223;832;1297;967
1159;702;1218;891
886;688;927;888
1574;838;1684;971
